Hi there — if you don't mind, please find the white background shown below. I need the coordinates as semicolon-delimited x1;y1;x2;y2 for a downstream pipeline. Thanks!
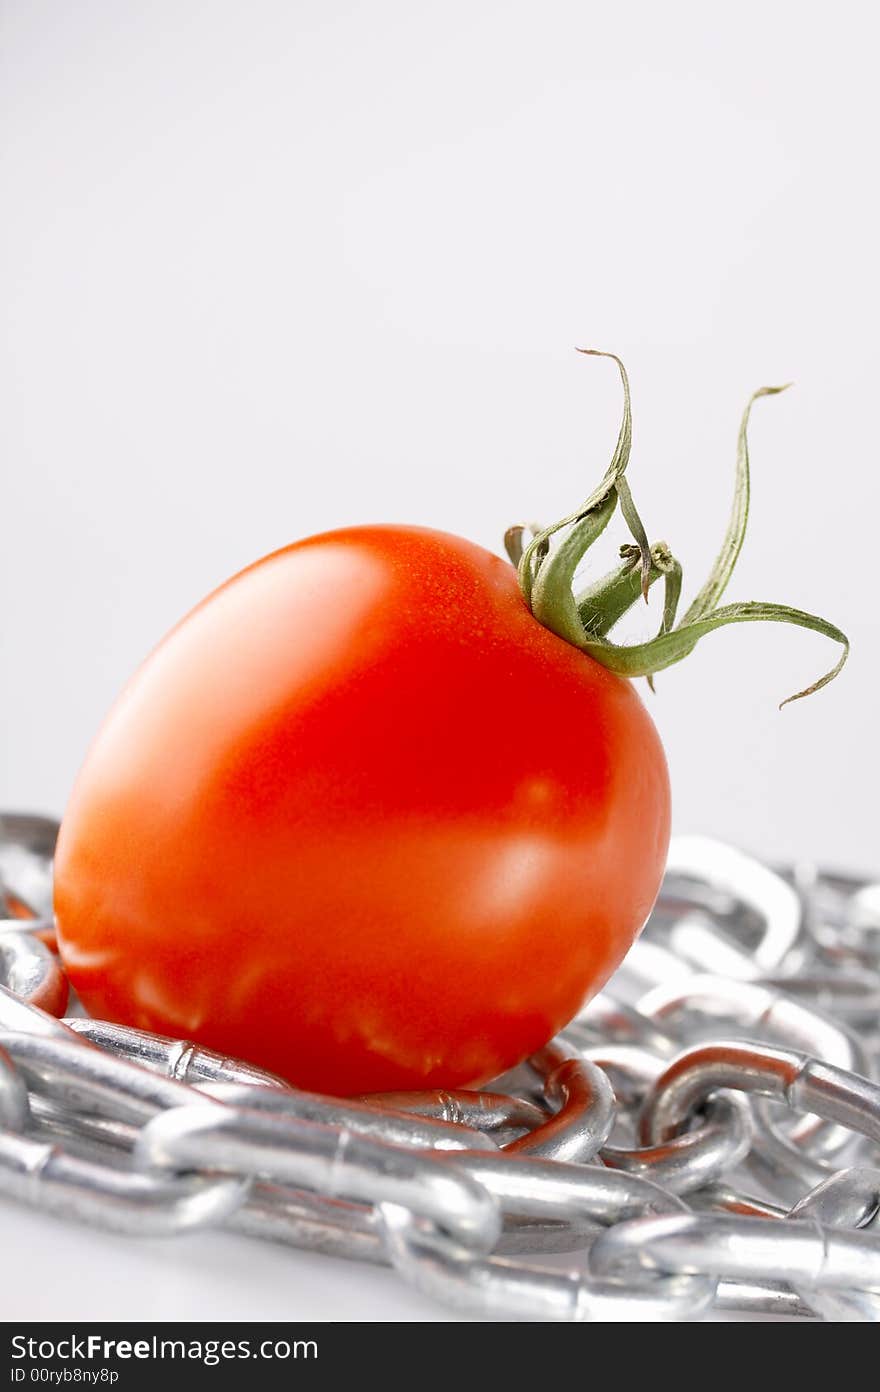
1;1;877;1321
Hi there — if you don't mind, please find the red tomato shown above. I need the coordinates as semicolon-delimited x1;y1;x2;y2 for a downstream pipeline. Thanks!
54;526;670;1095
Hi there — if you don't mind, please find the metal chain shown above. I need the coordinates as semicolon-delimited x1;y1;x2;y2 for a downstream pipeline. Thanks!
1;813;879;1321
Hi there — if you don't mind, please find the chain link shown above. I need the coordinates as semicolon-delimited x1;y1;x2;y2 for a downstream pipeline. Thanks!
1;816;879;1320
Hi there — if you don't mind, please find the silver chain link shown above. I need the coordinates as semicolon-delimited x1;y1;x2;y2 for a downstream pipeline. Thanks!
1;813;879;1321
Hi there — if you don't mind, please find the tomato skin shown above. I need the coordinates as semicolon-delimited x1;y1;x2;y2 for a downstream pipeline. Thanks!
54;526;670;1095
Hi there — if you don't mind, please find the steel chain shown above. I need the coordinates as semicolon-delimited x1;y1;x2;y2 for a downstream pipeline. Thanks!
1;814;879;1321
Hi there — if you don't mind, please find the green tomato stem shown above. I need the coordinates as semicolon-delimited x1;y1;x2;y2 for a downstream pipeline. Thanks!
508;353;848;706
577;544;675;637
